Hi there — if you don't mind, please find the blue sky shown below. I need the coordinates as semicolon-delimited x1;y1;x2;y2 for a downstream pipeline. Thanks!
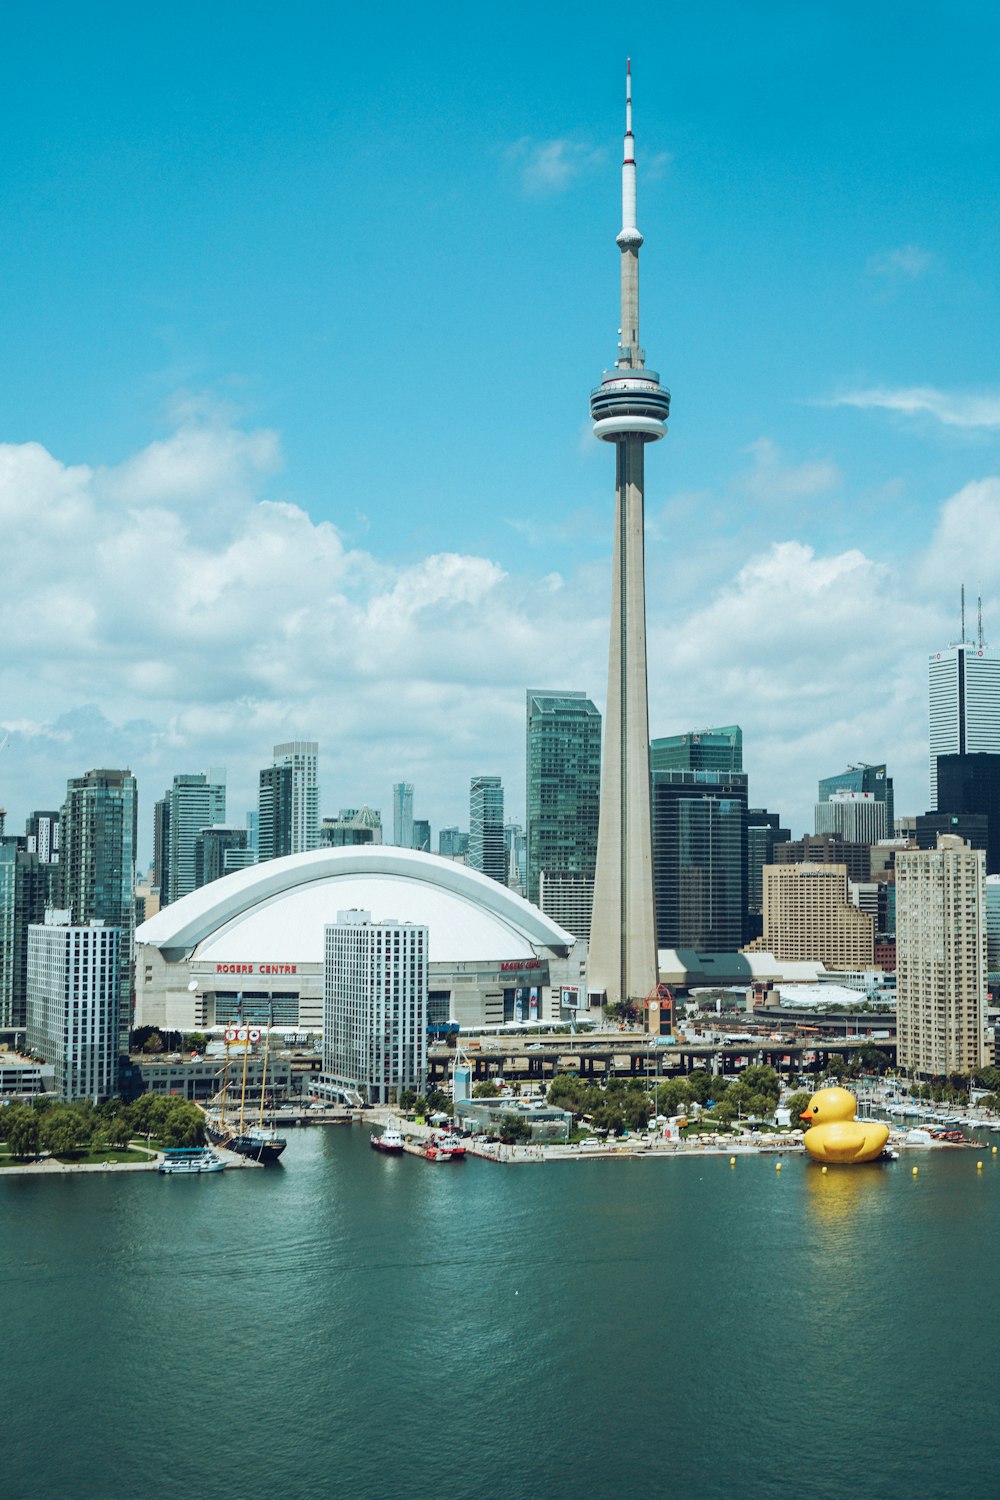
2;2;1000;859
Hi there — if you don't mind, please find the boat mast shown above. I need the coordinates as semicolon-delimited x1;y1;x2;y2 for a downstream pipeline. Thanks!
237;1027;251;1133
258;1007;272;1130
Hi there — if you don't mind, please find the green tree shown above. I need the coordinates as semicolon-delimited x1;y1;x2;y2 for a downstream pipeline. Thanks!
472;1079;501;1099
498;1113;533;1144
160;1101;204;1148
622;1089;653;1131
785;1091;812;1123
142;1031;165;1055
740;1065;781;1101
686;1071;718;1106
413;1096;429;1117
591;1102;626;1136
425;1088;451;1114
40;1107;84;1157
6;1107;40;1158
104;1108;134;1149
398;1089;418;1111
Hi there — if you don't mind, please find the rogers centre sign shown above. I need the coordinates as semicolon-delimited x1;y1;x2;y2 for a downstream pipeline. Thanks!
499;959;542;972
214;963;298;976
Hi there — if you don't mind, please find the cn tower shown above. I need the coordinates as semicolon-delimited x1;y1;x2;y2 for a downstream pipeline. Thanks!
588;62;669;1007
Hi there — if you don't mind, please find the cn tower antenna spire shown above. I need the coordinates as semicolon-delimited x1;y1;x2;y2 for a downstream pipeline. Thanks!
616;59;643;368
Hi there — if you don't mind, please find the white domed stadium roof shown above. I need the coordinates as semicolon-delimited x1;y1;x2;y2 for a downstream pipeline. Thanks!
137;846;574;965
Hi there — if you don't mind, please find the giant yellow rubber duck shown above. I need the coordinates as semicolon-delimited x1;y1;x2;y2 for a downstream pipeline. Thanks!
800;1086;890;1164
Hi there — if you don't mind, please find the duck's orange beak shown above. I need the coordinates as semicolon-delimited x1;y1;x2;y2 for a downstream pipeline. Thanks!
800;1109;813;1121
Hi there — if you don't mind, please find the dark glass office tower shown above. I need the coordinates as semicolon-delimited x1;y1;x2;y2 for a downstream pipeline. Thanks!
650;769;748;950
649;726;742;777
934;752;1000;873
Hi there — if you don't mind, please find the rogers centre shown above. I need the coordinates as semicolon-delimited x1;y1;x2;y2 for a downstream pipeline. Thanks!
134;846;586;1038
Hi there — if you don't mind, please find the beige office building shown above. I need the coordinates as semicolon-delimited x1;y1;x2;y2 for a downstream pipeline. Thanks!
896;835;986;1077
748;863;874;970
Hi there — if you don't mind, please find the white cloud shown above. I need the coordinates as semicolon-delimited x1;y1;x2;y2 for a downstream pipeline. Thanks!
830;386;1000;429
505;137;605;195
867;244;935;279
3;410;999;853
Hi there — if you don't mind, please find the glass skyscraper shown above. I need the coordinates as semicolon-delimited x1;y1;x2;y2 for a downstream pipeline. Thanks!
525;690;602;916
59;768;137;1055
468;776;505;885
650;768;749;951
649;726;743;777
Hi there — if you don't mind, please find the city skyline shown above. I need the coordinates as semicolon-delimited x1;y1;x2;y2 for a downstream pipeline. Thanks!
3;7;1000;851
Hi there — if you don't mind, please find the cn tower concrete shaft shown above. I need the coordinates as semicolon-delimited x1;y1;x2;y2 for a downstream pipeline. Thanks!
587;62;669;1007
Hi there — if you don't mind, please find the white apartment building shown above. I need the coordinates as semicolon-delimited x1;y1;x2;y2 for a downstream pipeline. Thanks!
26;912;120;1101
896;835;987;1077
323;909;427;1104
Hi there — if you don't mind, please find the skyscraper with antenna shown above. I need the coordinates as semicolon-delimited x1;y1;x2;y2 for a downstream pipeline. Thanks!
587;63;670;1007
929;587;1000;807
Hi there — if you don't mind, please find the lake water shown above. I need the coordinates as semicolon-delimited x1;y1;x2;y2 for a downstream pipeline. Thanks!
3;1128;997;1500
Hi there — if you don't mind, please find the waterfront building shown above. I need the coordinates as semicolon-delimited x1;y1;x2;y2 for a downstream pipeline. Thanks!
24;811;60;864
746;809;790;932
438;827;469;860
59;768;137;1054
504;821;527;895
26;911;120;1102
538;873;594;944
929;634;1000;806
160;770;226;906
934;752;1000;873
320;807;382;848
896;835;987;1076
650;726;742;776
259;743;319;860
278;741;319;854
152;796;169;902
588;64;670;1007
749;864;874;970
258;761;292;862
392;783;414;850
775;833;871;883
525;690;601;922
818;763;894;834
469;776;505;885
134;847;577;1037
0;838;60;1029
814;790;888;844
195;824;252;886
322;910;428;1105
650;768;748;951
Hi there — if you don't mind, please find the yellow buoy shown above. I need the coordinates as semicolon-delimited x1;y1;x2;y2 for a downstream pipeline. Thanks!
729;1156;736;1167
993;1146;997;1156
775;1161;782;1172
912;1166;919;1176
978;1161;984;1171
821;1166;828;1174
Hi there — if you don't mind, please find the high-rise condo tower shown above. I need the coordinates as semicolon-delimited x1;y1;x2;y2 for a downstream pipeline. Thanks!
588;63;670;1005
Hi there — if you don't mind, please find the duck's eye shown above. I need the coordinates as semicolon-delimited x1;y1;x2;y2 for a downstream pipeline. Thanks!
812;1107;819;1114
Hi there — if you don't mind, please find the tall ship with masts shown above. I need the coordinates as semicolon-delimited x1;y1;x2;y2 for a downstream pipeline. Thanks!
205;1016;287;1163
